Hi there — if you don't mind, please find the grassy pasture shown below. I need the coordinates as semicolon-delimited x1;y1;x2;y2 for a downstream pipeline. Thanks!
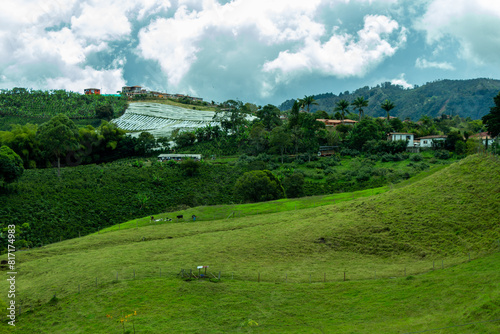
0;154;499;333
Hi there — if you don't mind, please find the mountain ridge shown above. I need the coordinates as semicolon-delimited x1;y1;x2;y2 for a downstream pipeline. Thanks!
279;78;500;120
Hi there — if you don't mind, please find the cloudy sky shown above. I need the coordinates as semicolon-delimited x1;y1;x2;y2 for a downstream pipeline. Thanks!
1;0;500;106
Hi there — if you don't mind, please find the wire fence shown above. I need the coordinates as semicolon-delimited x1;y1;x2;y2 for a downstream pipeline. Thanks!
15;250;498;316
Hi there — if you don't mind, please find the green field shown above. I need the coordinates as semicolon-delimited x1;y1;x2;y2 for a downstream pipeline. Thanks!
1;154;499;333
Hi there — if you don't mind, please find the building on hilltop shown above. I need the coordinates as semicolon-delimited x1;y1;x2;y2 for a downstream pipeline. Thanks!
84;88;100;95
122;86;143;97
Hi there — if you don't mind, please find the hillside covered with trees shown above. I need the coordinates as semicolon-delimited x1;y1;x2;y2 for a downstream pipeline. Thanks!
279;78;500;120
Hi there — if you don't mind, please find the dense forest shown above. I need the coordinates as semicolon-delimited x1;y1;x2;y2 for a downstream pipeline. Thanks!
279;78;500;120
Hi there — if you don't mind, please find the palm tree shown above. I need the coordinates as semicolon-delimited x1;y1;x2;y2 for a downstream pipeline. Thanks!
351;97;369;120
334;99;350;124
381;99;395;122
298;95;318;112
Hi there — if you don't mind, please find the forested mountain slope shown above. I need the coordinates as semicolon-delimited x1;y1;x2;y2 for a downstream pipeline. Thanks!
279;78;500;120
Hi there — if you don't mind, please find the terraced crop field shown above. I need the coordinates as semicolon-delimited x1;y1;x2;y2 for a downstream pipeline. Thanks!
112;102;220;138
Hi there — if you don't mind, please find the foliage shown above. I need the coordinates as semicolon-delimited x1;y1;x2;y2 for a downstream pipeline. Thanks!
349;118;386;151
298;95;318;112
282;172;305;198
134;132;156;155
95;104;114;120
381;99;395;122
0;145;24;186
174;131;196;149
482;91;500;138
256;104;282;130
36;114;80;177
352;96;369;119
0;160;245;248
234;170;285;203
0;88;127;120
362;139;408;154
444;130;465;152
180;158;201;176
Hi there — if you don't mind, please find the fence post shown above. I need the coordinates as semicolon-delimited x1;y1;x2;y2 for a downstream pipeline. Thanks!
441;260;444;269
218;271;221;279
309;274;312;283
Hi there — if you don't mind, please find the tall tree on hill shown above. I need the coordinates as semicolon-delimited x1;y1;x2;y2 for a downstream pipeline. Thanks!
288;100;300;128
482;91;500;138
0;145;24;187
36;114;79;178
334;99;350;123
381;99;395;122
256;104;282;130
299;95;318;112
352;97;369;120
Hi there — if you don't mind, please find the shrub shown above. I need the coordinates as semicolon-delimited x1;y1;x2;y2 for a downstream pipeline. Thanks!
381;153;395;162
233;170;285;203
434;150;451;160
282;173;305;198
339;148;360;157
410;154;423;162
180;159;201;176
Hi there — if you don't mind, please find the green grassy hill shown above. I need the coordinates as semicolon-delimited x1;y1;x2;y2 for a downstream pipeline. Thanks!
1;154;499;333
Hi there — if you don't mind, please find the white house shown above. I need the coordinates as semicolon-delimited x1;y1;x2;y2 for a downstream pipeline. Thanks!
417;135;447;148
387;132;414;147
470;132;496;146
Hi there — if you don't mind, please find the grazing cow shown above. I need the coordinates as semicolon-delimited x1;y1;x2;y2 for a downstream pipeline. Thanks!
177;215;184;220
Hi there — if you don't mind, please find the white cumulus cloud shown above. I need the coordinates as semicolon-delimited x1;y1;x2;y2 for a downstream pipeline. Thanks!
137;0;325;87
415;0;500;64
390;73;413;89
415;58;455;70
263;15;405;79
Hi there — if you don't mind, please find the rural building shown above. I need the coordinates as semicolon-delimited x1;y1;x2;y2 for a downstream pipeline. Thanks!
470;132;496;146
84;88;100;95
318;146;337;156
417;135;447;148
387;132;414;147
158;154;202;161
122;86;143;97
316;119;357;127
